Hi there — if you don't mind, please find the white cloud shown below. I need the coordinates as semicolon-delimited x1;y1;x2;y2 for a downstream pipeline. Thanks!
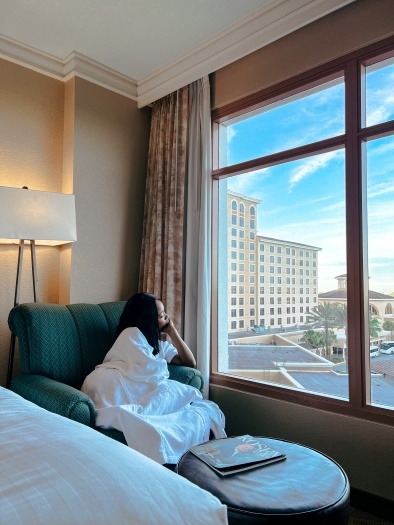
288;150;341;190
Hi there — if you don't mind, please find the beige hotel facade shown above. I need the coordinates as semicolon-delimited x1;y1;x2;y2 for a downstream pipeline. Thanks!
228;190;321;333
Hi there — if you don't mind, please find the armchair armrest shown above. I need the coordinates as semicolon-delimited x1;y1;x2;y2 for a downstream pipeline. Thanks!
11;374;96;427
167;365;204;394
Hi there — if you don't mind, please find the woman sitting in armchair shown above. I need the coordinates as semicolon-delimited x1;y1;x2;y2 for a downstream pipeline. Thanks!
81;292;226;465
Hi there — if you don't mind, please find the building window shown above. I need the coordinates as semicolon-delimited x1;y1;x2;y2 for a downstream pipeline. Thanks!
214;38;394;423
231;321;237;329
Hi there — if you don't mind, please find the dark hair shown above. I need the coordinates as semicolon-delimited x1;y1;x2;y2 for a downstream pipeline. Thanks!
117;292;161;355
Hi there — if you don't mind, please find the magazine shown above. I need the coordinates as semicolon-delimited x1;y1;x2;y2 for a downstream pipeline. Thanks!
190;435;286;476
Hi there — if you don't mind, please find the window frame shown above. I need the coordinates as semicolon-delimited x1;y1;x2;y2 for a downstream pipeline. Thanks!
210;35;394;427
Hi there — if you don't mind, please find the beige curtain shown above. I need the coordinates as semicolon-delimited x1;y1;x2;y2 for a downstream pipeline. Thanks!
139;87;189;330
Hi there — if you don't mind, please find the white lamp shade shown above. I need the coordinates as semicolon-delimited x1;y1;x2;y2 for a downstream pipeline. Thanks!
0;186;77;246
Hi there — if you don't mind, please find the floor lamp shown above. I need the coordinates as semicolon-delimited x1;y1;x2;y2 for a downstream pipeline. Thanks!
0;186;77;388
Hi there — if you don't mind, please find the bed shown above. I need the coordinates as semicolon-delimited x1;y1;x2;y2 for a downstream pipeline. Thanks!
0;387;227;525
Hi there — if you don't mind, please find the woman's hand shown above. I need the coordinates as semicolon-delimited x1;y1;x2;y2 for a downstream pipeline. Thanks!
164;317;196;368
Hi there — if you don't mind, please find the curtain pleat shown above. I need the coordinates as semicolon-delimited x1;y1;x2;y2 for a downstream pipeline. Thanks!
139;87;188;330
184;76;212;397
139;77;211;397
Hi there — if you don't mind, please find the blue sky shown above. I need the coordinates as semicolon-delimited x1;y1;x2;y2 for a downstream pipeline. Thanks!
224;61;394;294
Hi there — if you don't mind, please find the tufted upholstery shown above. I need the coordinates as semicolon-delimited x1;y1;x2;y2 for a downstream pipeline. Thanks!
8;301;204;445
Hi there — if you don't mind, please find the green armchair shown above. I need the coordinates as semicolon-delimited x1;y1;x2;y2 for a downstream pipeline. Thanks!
8;301;204;445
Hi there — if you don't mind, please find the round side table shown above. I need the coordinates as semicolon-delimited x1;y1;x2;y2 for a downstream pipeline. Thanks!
177;437;350;524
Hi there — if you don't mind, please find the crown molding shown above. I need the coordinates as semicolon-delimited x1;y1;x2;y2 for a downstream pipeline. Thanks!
63;52;138;100
0;34;138;100
137;0;355;107
0;0;354;107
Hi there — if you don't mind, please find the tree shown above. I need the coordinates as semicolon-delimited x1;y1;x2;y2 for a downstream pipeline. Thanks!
307;302;339;357
369;314;381;339
301;330;325;351
382;320;394;335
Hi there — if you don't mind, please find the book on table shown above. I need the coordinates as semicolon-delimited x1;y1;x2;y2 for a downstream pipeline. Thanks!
189;435;286;476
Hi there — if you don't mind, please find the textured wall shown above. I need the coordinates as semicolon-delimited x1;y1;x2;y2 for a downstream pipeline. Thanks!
0;63;151;386
70;77;150;304
212;0;394;109
0;59;64;386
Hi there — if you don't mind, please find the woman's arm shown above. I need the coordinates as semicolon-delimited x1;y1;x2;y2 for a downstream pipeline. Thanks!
163;319;196;368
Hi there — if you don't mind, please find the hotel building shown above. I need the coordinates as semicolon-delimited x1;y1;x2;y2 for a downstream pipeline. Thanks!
228;190;321;333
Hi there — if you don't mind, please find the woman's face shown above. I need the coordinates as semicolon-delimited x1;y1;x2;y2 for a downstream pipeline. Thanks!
156;300;169;330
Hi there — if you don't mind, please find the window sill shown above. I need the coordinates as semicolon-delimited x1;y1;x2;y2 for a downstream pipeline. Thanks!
210;372;394;427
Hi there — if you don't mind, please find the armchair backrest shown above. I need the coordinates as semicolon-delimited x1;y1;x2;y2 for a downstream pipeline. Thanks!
8;301;126;388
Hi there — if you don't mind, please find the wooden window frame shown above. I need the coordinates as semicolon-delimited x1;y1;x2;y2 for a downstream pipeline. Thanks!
210;36;394;427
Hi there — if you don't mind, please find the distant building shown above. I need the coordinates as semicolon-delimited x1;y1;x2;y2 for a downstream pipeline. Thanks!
228;190;321;333
319;274;394;325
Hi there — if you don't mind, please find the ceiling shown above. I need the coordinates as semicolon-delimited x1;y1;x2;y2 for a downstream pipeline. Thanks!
0;0;355;106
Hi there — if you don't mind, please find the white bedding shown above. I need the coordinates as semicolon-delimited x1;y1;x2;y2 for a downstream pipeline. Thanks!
0;387;228;525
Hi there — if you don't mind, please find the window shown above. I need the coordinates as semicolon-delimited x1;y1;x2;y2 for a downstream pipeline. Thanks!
213;38;394;424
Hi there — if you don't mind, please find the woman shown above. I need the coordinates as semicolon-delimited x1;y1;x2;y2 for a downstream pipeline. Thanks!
81;293;226;465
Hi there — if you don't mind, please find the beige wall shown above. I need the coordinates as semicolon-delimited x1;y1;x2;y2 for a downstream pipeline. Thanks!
211;0;394;506
0;61;150;386
0;60;65;386
70;77;150;303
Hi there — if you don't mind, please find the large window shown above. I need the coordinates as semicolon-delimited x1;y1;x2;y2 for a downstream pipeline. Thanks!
212;38;394;424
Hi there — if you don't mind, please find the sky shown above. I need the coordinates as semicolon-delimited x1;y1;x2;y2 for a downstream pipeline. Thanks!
223;60;394;294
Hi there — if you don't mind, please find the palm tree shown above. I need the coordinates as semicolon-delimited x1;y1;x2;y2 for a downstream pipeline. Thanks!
301;330;324;353
307;302;339;358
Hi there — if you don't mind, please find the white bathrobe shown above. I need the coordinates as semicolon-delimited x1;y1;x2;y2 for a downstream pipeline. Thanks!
81;327;226;464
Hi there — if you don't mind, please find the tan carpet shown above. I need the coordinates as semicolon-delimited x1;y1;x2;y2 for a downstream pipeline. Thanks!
349;507;394;525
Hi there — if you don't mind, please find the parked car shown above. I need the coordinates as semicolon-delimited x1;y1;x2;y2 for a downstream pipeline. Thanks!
370;346;379;358
380;342;394;355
